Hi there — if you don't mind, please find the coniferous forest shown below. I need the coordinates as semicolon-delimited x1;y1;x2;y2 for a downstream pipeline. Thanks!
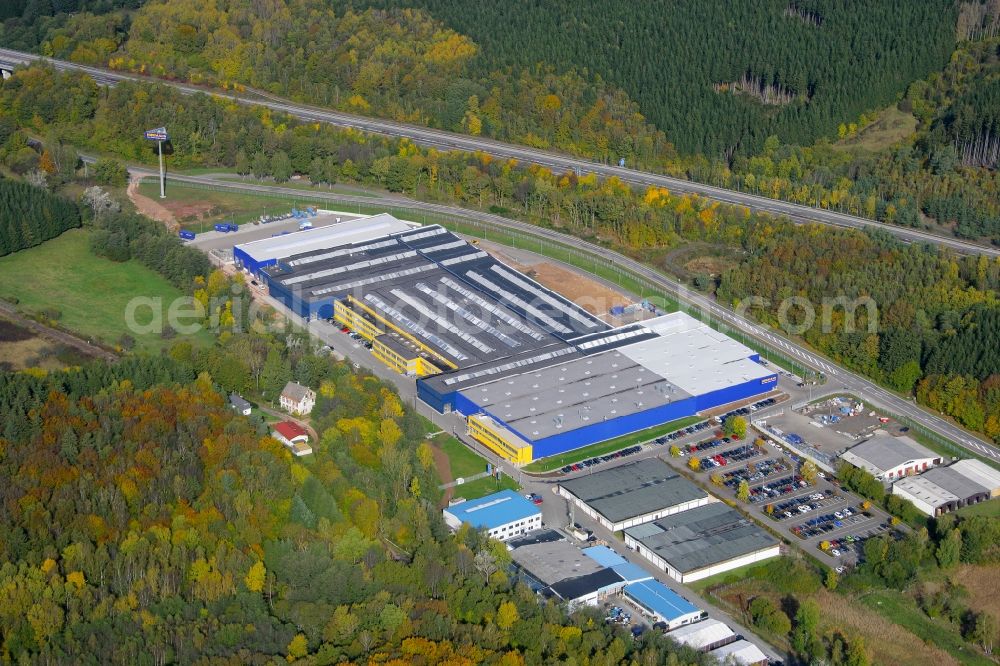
0;177;81;256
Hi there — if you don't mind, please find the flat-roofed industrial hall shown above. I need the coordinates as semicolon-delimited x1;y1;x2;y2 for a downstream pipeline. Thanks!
235;213;777;464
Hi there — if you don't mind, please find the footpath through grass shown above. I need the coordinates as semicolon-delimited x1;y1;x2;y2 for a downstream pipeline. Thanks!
523;415;702;473
0;229;213;352
438;435;490;479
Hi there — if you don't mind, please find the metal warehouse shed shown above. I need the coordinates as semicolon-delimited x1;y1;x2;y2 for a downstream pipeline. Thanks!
624;503;780;583
622;579;705;630
840;433;941;481
667;619;738;651
710;639;768;666
892;464;992;516
558;459;712;531
233;213;413;275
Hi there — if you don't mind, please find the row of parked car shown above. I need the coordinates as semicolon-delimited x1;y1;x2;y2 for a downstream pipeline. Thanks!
721;458;789;488
700;443;764;469
748;474;807;502
653;420;713;445
560;445;643;474
719;397;778;423
770;492;840;519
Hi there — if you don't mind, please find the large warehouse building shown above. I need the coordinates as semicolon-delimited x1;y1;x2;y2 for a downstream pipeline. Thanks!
557;459;712;531
623;503;780;583
891;459;1000;516
234;214;777;463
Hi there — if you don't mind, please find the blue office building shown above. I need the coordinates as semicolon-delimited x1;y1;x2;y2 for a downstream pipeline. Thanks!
622;579;705;630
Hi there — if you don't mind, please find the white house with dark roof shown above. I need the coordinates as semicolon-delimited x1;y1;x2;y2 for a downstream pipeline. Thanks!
280;381;316;416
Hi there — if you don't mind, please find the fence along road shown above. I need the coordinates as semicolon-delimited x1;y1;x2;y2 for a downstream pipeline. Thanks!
0;46;997;258
123;166;1000;464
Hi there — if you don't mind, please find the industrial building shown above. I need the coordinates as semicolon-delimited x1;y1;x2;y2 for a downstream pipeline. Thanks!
667;619;738;651
509;533;605;586
710;640;768;666
557;459;712;531
892;459;1000;516
840;433;942;481
623;503;780;583
442;490;542;541
235;214;776;463
621;579;705;630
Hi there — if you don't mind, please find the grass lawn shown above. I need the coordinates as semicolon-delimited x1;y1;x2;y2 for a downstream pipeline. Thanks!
956;498;1000;518
438;435;490;479
0;230;213;353
859;589;995;666
451;473;520;501
833;106;918;153
522;415;703;473
688;560;774;594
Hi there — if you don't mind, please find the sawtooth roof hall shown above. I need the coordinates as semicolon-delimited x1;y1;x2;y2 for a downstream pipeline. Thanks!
234;214;777;463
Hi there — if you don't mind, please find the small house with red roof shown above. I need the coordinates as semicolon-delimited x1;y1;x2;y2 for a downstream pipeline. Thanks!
271;421;313;457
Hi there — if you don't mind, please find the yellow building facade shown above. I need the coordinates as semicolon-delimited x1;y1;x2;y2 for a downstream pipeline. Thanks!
467;414;533;465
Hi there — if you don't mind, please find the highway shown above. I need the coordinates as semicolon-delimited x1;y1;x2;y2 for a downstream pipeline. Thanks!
0;46;997;258
125;165;1000;464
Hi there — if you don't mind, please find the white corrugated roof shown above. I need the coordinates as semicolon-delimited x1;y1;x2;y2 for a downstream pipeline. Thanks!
235;213;413;263
710;639;767;664
668;619;735;649
950;459;1000;492
618;312;772;395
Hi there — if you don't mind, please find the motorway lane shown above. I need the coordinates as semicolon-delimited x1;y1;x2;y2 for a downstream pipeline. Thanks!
131;166;1000;463
0;47;996;258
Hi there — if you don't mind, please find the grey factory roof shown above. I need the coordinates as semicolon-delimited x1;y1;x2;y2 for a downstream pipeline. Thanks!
236;213;414;263
901;466;990;503
559;460;707;524
509;536;605;585
893;475;963;509
625;503;778;575
840;433;939;475
468;350;689;440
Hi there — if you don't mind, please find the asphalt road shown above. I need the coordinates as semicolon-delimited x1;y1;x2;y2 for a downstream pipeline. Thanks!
137;167;1000;464
0;46;997;258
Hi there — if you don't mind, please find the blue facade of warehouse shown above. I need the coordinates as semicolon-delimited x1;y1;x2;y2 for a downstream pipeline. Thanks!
418;371;776;459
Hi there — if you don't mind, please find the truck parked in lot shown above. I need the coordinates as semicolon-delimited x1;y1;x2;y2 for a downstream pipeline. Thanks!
213;222;238;233
178;230;196;240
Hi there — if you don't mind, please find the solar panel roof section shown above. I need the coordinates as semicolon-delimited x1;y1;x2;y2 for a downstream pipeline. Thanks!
414;282;523;349
489;264;604;330
389;288;496;355
465;271;575;335
363;293;470;362
438;277;545;341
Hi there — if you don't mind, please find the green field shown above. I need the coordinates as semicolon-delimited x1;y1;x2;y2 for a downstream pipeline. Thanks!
522;415;703;473
957;499;1000;518
0;230;213;352
438;435;489;479
858;590;996;666
689;560;775;593
451;474;520;501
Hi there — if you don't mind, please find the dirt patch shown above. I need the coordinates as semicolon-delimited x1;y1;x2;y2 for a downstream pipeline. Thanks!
430;441;455;505
127;177;177;229
0;318;34;342
487;247;630;315
685;255;729;277
951;564;1000;621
